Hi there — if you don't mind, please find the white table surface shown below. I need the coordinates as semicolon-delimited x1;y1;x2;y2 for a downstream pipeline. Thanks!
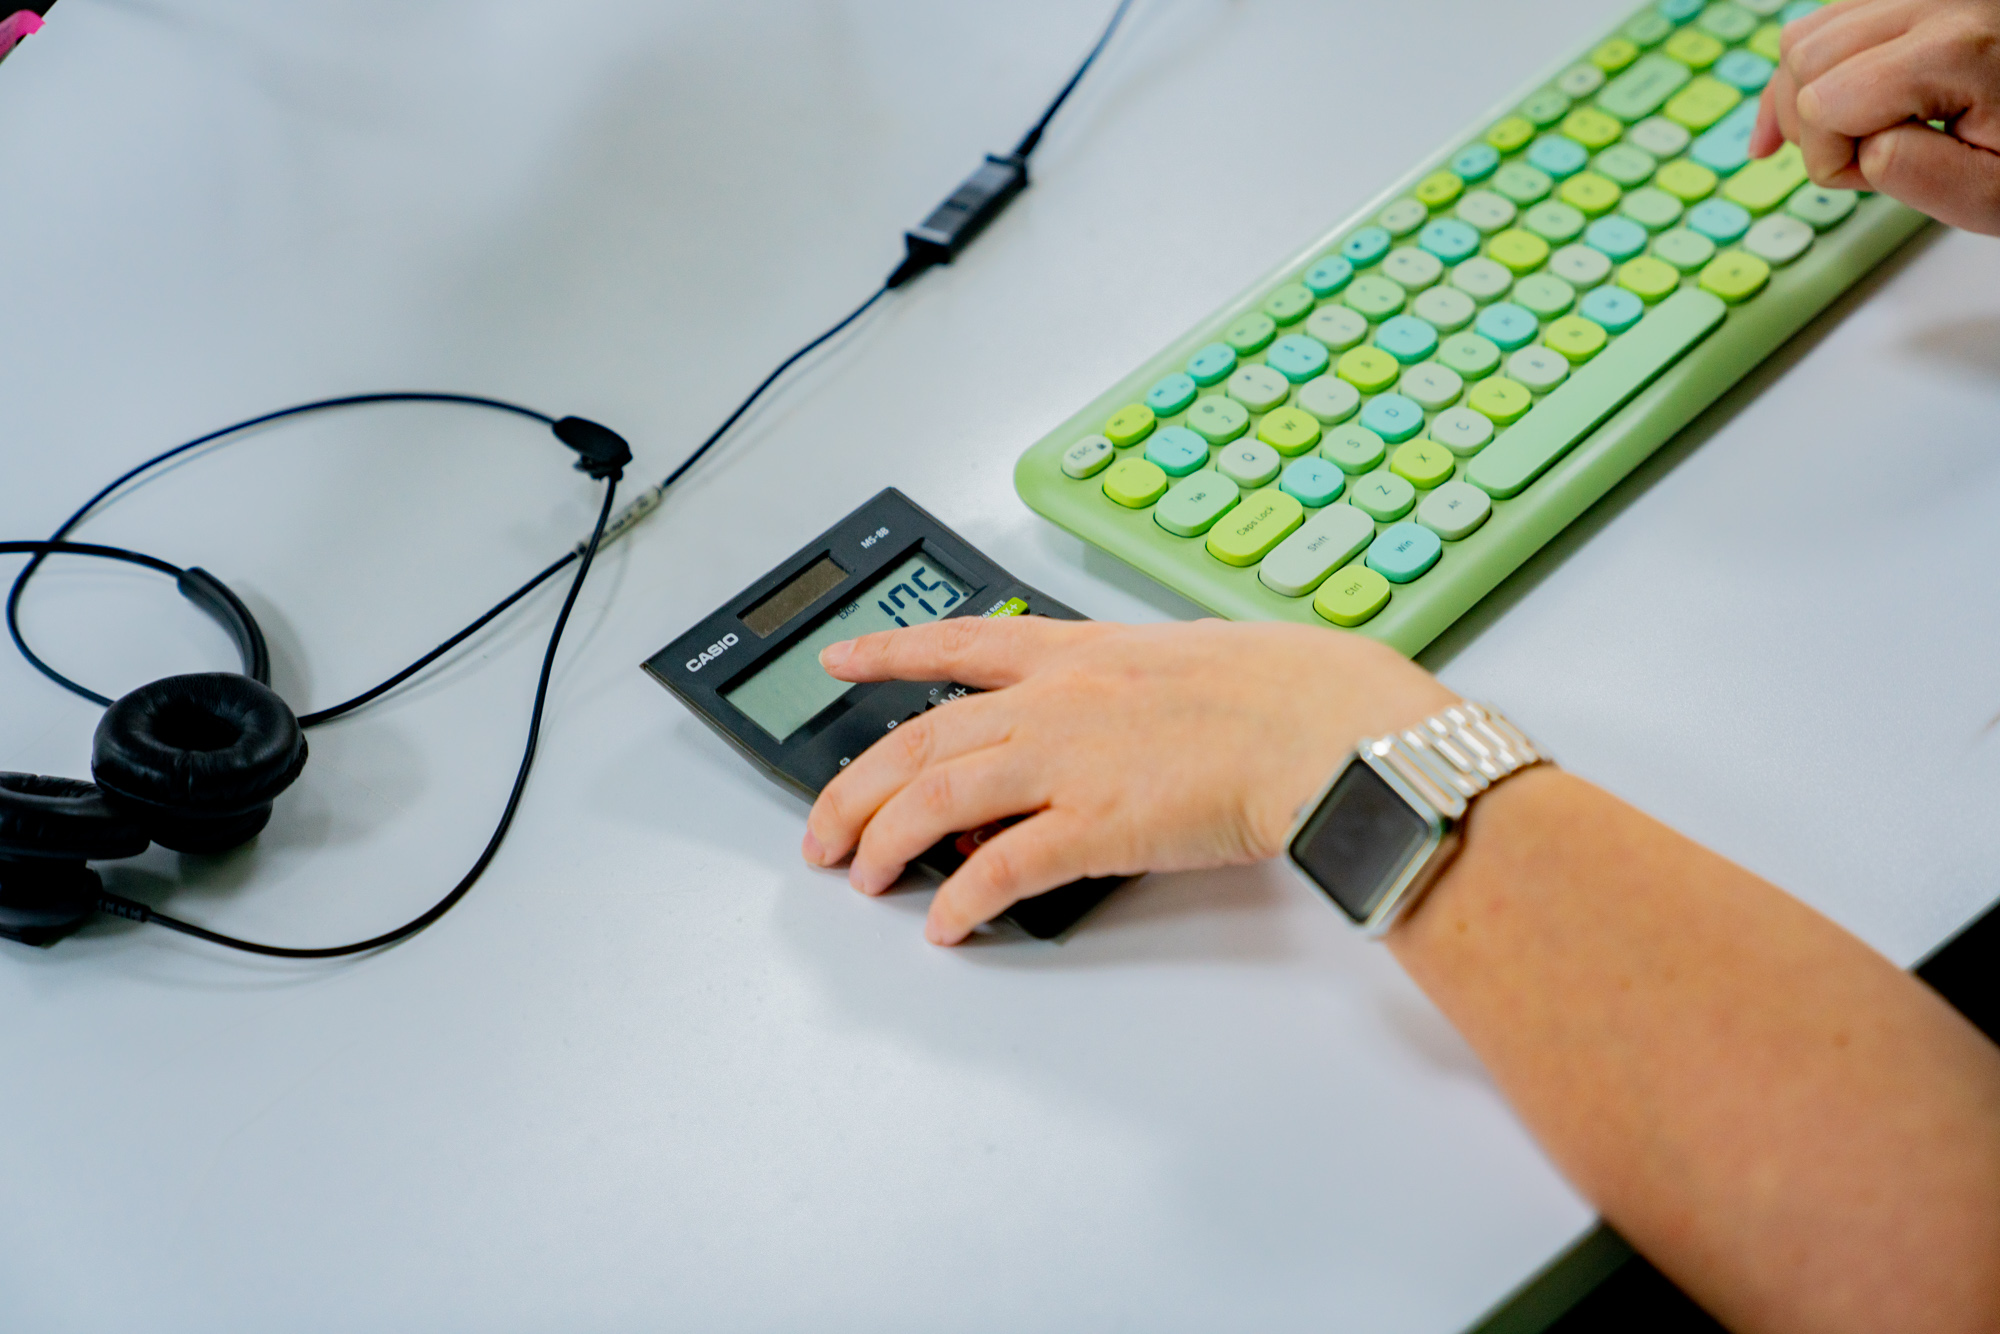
2;1;1996;1330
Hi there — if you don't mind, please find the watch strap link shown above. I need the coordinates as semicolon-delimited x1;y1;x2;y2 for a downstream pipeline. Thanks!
1365;702;1548;822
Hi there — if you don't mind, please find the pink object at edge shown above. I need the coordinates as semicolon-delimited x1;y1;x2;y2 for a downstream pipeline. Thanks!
0;10;45;49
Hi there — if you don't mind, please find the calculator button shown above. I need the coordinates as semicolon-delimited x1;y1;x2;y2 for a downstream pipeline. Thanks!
1304;255;1355;297
1592;38;1640;72
1337;346;1401;393
1306;304;1370;351
1663;29;1723;69
1205;488;1305;566
1518;87;1572;127
1587;215;1650;260
1101;456;1168;508
1687;198;1751;243
1399;360;1465;411
1264;283;1316;326
1381;246;1444;290
1412;285;1476;333
1548;242;1613;287
1543;313;1609;362
1743;213;1814;264
1528;135;1589;180
1618;255;1682;301
1786;184;1856;230
1619;186;1686;231
1144;425;1210;476
1748;21;1782;62
1697;249;1770;301
1485;116;1536;153
1258;405;1324;456
1720;142;1804;211
1487;229;1551;276
1154;470;1241;536
1712;49;1774;93
1557;64;1607;99
1507;344;1571;392
1579;284;1646;332
1561;107;1624;150
1475;301;1539;351
1226;364;1291;413
1413;172;1464;209
1187;342;1238;386
1524;201;1587;245
1690;99;1759;174
1450;256;1515;303
1060;434;1116;478
1493;163;1555;206
1468;375;1533;424
1366;522;1444;583
1186;395;1251;444
1216;439;1283;489
1278;456;1346;508
1438;331;1503;379
1297;374;1361;423
1260;504;1374;597
1626;115;1692;158
1665;76;1741;131
1419;218;1483;264
1512;273;1577;319
1593;143;1659;187
1344;275;1409;322
1105;403;1156;446
1455;190;1518;235
1266;334;1332;383
1560;171;1624;217
1378;198;1431;237
1652;227;1716;272
1451;143;1501;181
1361;392;1426;442
1350;471;1418;521
1375;315;1440;365
1429;406;1496;456
1390;438;1456;489
1596;54;1691;123
1313;563;1392;627
1417;480;1493;540
1321;423;1388;474
1655;159;1719;202
1342;227;1394;267
1224;312;1277;354
1145;372;1198;416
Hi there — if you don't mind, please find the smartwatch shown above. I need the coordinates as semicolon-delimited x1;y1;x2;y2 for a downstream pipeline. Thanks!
1285;701;1548;936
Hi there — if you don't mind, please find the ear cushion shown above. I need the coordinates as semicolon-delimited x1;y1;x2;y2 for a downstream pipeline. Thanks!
0;773;150;861
0;857;103;946
91;672;308;855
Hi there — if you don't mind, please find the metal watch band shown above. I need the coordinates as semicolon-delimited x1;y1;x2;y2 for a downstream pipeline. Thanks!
1361;701;1549;822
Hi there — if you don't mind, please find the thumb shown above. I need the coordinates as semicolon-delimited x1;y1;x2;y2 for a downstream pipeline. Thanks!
1856;123;2000;235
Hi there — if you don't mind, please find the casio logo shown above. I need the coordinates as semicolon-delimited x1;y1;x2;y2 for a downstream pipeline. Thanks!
686;633;739;672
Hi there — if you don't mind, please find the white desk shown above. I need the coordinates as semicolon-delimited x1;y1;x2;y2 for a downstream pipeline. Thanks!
2;1;1995;1329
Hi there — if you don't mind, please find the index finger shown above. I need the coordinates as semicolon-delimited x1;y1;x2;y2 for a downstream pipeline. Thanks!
818;614;1096;690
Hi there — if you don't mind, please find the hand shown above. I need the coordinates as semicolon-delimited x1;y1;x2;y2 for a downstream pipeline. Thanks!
799;615;1454;944
1749;0;2000;233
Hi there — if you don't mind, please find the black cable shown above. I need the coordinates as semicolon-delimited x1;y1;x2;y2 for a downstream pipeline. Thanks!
95;475;621;959
0;539;188;578
1012;0;1136;162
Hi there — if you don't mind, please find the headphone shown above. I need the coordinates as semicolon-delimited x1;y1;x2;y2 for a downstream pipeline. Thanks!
0;396;633;956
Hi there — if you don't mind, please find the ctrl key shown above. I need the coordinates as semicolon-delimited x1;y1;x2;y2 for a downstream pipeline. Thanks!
1313;563;1391;627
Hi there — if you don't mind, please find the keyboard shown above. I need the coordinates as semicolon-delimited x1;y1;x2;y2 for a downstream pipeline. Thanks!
1014;0;1928;656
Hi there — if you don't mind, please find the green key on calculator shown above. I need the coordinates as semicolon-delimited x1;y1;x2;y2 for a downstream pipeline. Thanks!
1014;0;1929;657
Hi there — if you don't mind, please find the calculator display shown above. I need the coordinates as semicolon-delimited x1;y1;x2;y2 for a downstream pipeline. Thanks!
723;552;975;742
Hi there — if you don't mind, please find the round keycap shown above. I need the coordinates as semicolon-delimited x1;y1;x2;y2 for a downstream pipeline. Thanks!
1659;0;1702;21
1344;275;1408;322
1617;255;1682;302
1578;284;1645;333
1487;229;1551;276
1186;394;1250;444
1620;186;1686;231
1350;471;1418;522
1145;372;1198;416
1698;249;1770;301
1279;456;1345;507
1341;226;1393;267
1226;363;1290;413
1455;190;1518;235
1698;3;1756;40
1305;304;1369;351
1390;439;1456;489
1524;200;1587;244
1428;406;1495;456
1375;314;1441;365
1144;425;1209;477
1223;312;1276;354
1366;522;1443;582
1451;142;1501;182
1518;87;1572;126
1557;64;1606;98
1687;198;1751;243
1257;405;1323;456
1416;480;1493;541
1507;344;1570;392
1413;172;1463;209
1336;346;1400;394
1264;282;1316;325
1468;375;1532;424
1450;256;1515;304
1512;273;1577;319
1651;227;1715;273
1542;313;1609;362
1419;218;1482;265
1561;106;1623;150
1296;374;1361;424
1586;215;1650;260
1360;392;1425;443
1592;143;1659;187
1377;198;1430;237
1438;331;1502;379
1474;301;1539;351
1105;402;1156;446
1313;563;1391;626
1321;423;1387;474
1411;284;1476;333
1398;360;1465;411
1627;116;1691;158
1743;213;1814;265
1654;159;1718;202
1624;10;1674;45
1527;135;1588;180
1559;171;1622;217
1713;49;1774;92
1101;456;1168;508
1493;163;1555;205
1265;333;1332;383
1592;37;1639;72
1664;28;1722;69
1304;254;1355;297
1486;115;1536;154
1381;246;1444;290
1186;342;1238;386
1548;242;1613;287
1786;184;1856;230
1215;439;1282;489
1060;434;1115;478
1154;470;1240;537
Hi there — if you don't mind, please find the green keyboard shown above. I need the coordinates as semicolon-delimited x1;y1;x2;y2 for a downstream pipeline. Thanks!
1014;0;1928;657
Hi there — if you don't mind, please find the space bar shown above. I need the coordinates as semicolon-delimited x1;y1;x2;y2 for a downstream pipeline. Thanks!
1465;288;1728;500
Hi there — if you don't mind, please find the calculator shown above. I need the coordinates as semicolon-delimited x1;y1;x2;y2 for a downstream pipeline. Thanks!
642;489;1122;940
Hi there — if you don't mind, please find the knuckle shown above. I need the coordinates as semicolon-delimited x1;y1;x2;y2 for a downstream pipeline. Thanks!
936;616;988;663
913;764;958;819
891;716;934;769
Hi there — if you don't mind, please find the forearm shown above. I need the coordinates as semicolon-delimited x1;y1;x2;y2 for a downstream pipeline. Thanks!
1389;768;2000;1334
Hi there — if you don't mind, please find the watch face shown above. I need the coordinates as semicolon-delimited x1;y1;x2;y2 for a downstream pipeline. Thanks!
1290;759;1436;924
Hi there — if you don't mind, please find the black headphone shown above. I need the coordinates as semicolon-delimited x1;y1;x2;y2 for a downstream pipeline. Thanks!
0;395;633;956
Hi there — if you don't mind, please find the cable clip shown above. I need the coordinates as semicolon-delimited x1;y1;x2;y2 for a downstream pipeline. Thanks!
553;417;633;482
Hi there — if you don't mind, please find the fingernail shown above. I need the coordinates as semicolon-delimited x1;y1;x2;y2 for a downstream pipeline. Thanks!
849;866;885;896
801;828;824;864
1796;83;1820;124
819;640;853;670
